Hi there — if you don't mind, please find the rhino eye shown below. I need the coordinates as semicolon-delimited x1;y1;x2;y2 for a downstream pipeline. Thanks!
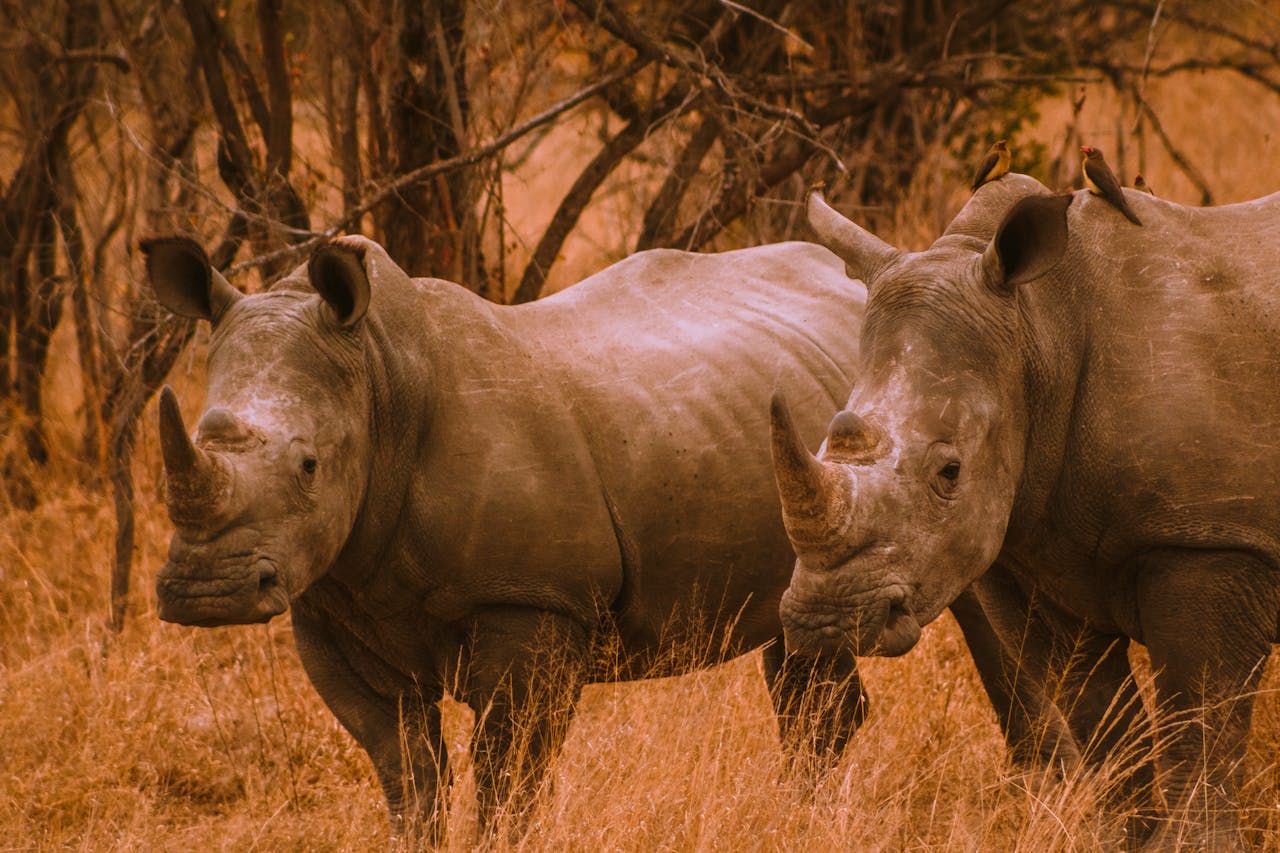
939;461;960;481
301;456;318;475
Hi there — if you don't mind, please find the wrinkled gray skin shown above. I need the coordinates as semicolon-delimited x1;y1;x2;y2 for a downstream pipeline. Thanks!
775;172;1280;849
146;234;1060;838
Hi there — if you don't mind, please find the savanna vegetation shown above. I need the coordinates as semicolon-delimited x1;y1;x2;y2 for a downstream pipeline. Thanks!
6;0;1280;848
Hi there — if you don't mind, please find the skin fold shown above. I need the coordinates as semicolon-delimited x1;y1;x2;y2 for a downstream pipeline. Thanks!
774;172;1280;849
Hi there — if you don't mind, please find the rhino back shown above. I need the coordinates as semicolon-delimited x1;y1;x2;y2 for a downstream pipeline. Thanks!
1014;191;1280;630
500;242;864;658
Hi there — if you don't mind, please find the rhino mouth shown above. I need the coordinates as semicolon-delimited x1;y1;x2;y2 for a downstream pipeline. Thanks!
781;582;922;658
877;597;921;657
157;557;288;627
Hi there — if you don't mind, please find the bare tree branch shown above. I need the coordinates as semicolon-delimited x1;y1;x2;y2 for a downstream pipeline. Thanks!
258;0;293;177
570;0;820;140
178;0;257;198
202;0;273;143
636;113;721;250
229;57;650;276
1128;82;1213;204
54;49;132;72
513;82;697;302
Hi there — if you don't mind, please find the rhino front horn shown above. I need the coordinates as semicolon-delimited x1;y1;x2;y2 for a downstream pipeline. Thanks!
769;392;855;562
159;385;228;525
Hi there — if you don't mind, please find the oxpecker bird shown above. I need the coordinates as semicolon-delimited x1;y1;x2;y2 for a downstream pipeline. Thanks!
1081;146;1142;225
971;139;1010;191
1134;174;1155;196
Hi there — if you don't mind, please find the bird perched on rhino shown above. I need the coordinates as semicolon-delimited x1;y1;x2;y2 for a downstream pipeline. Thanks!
1080;146;1142;225
971;139;1010;191
1134;174;1155;196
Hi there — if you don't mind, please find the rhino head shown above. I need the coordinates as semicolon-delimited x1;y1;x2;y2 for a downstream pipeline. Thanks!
145;237;375;626
774;177;1071;657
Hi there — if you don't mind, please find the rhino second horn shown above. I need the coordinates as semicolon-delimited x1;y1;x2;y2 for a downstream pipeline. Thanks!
159;385;228;524
824;409;880;463
770;392;854;561
806;191;900;284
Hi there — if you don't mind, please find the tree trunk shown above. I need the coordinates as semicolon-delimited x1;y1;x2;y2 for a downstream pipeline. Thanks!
376;0;473;281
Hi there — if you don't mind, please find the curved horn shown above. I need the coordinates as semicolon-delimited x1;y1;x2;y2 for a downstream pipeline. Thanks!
159;385;198;475
770;392;856;560
806;191;900;284
159;385;229;524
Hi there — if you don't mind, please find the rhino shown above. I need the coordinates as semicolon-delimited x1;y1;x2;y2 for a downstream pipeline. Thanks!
145;233;1055;837
772;172;1280;848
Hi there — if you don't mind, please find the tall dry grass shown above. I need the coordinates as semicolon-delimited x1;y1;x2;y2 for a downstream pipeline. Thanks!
5;473;1280;850
8;66;1280;850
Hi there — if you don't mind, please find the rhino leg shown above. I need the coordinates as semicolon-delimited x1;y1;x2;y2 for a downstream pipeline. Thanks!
949;579;1081;774
972;563;1167;829
1136;549;1277;852
1041;620;1159;846
461;606;588;838
761;637;866;773
292;608;449;844
975;564;1158;843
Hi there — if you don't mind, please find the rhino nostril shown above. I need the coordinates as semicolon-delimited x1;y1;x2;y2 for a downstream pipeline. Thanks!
886;597;910;629
256;561;278;595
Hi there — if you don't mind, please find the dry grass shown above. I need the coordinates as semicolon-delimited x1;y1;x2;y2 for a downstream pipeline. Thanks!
5;473;1280;851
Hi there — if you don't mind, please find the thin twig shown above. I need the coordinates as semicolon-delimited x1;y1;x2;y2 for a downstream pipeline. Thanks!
228;57;648;275
431;3;468;148
715;0;813;52
53;49;132;72
1128;83;1213;204
1138;0;1165;100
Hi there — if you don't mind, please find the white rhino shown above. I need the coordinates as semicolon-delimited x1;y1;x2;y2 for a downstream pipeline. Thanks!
774;173;1280;848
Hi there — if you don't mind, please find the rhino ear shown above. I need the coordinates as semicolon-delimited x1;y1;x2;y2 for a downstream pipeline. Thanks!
980;193;1071;294
309;240;370;328
142;236;242;322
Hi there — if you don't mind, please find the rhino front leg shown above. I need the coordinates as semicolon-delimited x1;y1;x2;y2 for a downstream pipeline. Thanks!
975;564;1158;842
461;606;588;837
948;578;1081;774
761;637;866;773
292;609;449;844
1136;549;1277;852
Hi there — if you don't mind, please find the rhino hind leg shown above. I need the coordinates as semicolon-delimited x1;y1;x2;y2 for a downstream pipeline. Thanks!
1135;549;1278;852
761;637;867;775
461;606;589;840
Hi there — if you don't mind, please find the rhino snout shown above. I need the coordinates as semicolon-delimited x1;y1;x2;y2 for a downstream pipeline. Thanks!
156;555;288;627
780;571;921;658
